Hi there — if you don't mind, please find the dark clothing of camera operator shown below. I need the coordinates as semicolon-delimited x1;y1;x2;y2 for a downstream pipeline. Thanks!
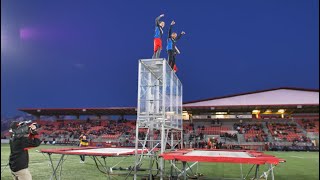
9;122;41;180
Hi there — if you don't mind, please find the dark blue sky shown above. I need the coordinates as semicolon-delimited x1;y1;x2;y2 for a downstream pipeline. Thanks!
1;0;319;116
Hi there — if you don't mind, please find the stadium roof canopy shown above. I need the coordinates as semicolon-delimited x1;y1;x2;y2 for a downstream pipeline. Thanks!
18;107;137;116
19;87;319;116
183;87;319;114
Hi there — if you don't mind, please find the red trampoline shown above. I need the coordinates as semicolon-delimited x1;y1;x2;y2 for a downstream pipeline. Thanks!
40;147;148;180
41;147;147;156
161;149;286;180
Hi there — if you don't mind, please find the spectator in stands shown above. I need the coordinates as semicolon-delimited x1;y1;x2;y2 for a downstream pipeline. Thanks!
207;138;212;149
264;142;269;151
236;126;240;132
79;134;89;163
213;139;218;149
292;141;297;146
199;133;204;140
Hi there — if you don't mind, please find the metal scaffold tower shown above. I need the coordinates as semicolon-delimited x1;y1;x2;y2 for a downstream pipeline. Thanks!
134;58;183;179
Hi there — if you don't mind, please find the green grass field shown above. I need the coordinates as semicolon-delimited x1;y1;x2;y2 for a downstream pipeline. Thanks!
1;144;319;180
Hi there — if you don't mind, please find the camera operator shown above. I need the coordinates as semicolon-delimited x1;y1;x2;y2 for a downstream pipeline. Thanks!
9;121;41;180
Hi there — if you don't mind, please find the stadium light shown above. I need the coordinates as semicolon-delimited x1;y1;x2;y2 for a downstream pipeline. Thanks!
216;112;227;115
182;111;190;120
252;110;260;114
264;109;272;114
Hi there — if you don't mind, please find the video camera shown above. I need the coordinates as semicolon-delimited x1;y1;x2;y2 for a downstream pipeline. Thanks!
9;120;39;138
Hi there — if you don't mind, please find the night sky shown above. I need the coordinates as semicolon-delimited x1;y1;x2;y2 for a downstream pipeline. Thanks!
1;0;319;116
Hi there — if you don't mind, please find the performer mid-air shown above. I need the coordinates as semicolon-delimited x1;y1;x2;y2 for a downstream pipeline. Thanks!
152;14;165;59
166;20;185;72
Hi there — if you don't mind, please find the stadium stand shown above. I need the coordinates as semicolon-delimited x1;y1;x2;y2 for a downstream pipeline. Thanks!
266;121;310;142
2;117;318;152
233;122;268;142
297;118;319;134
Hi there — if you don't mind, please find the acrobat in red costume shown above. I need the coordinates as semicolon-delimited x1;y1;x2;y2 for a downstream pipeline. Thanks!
152;14;165;59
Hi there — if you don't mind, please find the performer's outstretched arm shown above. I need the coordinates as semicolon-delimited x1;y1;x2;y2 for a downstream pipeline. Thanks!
155;14;164;26
176;31;186;41
168;21;175;38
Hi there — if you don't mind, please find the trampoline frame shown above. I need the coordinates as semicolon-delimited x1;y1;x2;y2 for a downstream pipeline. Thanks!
40;147;148;180
161;149;285;180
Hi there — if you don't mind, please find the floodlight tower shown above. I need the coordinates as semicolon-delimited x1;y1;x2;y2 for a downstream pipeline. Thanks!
134;58;183;180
